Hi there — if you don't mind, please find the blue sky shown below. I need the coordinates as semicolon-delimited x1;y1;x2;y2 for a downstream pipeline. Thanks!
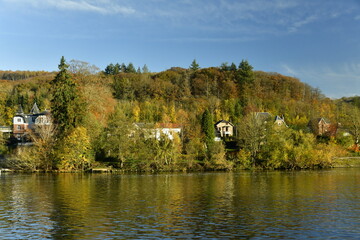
0;0;359;98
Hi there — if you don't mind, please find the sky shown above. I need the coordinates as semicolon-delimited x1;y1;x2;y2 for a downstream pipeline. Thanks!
0;0;360;98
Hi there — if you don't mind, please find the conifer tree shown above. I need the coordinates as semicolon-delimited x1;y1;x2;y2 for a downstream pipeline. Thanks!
237;59;254;85
237;59;255;106
189;59;200;71
51;56;85;136
201;109;215;150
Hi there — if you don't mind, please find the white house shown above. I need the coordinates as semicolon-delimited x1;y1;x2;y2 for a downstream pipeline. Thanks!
13;103;51;141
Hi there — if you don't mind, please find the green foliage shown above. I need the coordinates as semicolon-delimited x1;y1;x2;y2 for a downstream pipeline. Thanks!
142;64;150;73
237;113;268;166
237;60;254;107
258;127;336;169
0;58;354;171
237;59;254;84
100;106;134;168
189;59;200;71
104;62;139;75
7;147;41;171
0;134;8;155
51;56;85;136
201;109;215;150
0;70;50;81
206;141;232;170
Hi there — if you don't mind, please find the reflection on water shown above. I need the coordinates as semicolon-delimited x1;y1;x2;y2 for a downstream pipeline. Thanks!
0;169;360;239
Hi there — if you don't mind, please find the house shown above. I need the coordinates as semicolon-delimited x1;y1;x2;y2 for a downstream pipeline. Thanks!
308;118;337;137
255;112;287;126
13;103;51;141
274;115;287;127
214;120;235;140
255;112;272;122
154;123;182;140
134;123;182;140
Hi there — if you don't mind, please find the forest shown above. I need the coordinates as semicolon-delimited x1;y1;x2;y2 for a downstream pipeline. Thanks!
0;57;359;172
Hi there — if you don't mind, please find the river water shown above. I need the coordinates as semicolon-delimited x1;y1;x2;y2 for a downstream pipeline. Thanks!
0;169;360;239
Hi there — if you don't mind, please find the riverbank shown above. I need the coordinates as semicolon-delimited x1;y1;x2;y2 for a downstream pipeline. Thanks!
2;159;360;173
332;157;360;168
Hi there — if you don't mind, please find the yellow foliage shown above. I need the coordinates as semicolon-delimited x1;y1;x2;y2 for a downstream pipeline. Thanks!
57;127;93;171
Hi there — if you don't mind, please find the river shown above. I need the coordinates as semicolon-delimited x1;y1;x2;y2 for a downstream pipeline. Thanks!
0;169;360;239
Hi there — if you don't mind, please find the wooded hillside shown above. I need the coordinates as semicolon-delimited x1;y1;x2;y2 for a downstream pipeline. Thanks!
0;59;357;171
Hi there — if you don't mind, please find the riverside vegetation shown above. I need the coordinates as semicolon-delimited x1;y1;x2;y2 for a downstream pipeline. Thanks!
0;58;358;172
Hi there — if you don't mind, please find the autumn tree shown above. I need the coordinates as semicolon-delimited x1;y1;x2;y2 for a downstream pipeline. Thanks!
56;127;93;171
29;117;57;170
338;102;360;150
237;113;269;166
100;105;134;168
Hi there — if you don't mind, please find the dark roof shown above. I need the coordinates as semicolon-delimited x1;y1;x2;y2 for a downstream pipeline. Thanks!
215;120;234;126
30;102;40;114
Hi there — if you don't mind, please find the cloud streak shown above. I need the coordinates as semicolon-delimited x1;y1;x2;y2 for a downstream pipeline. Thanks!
2;0;135;15
127;0;359;37
2;0;358;35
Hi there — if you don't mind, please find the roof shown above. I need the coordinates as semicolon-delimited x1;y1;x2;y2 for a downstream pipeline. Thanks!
274;115;284;121
30;102;40;114
214;120;234;126
318;117;331;124
309;117;331;125
255;112;272;120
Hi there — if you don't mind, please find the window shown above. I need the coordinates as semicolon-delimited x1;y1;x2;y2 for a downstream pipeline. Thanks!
17;125;22;130
17;118;21;123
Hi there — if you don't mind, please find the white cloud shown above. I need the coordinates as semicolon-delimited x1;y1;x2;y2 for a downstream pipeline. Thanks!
2;0;135;15
126;0;358;36
281;64;297;76
288;15;318;33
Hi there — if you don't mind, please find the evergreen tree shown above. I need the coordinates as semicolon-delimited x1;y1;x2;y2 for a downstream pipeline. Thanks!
126;63;136;73
104;63;115;75
230;62;237;71
237;59;255;106
112;63;120;74
189;59;200;71
201;109;215;150
51;56;85;136
237;59;254;85
220;62;230;71
142;64;150;73
121;63;127;72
